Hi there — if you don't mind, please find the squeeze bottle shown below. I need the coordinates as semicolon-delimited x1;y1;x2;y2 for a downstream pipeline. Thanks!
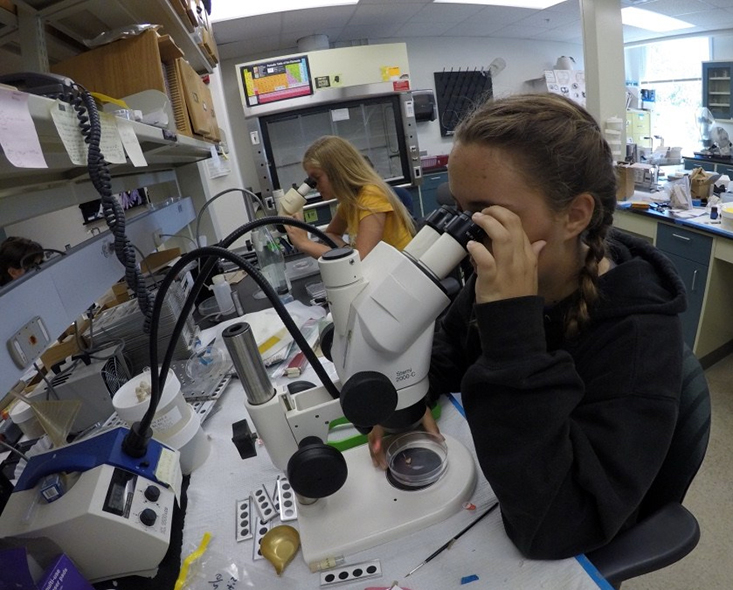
211;274;235;314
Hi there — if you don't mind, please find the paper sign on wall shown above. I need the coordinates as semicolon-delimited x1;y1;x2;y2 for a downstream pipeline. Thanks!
0;89;47;168
331;108;350;122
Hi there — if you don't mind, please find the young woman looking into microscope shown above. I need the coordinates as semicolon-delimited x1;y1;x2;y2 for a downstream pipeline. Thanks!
369;93;686;561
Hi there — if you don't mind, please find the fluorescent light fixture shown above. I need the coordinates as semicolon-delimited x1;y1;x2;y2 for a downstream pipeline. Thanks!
211;0;358;22
433;0;566;9
621;7;694;32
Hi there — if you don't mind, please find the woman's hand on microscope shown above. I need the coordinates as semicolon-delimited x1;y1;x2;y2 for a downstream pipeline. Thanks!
283;210;309;249
368;406;442;470
467;207;546;304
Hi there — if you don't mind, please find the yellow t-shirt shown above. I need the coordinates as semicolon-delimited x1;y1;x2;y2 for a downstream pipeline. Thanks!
339;185;412;251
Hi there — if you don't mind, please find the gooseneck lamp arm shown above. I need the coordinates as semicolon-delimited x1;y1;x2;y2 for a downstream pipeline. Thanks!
122;217;340;458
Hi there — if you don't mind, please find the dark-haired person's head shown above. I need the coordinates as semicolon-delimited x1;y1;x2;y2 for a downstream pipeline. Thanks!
0;237;44;286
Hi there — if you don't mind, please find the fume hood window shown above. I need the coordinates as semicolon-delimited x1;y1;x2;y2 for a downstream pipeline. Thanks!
260;95;408;193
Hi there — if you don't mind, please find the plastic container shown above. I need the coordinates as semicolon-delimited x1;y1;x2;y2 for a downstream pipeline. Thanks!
722;203;733;231
112;369;189;439
252;226;291;297
386;431;448;489
211;274;235;315
8;387;46;438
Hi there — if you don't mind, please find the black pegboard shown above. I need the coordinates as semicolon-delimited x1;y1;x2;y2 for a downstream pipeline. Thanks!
434;70;493;137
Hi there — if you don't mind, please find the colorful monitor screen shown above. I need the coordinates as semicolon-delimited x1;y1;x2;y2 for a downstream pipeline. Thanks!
240;55;314;107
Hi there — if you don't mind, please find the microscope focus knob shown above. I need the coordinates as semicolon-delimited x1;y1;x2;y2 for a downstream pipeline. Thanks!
144;485;160;502
140;508;157;527
287;436;348;499
340;371;398;431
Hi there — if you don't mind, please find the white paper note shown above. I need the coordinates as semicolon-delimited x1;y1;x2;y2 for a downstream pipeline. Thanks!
99;112;127;164
0;89;48;168
117;119;148;167
49;100;86;165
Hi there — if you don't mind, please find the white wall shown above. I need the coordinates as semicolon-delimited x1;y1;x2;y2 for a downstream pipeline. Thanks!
219;36;584;197
393;37;584;157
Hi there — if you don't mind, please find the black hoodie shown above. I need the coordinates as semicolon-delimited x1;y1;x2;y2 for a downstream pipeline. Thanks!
429;230;687;560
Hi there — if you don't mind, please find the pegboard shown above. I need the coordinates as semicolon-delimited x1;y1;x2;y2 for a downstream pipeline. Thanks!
434;69;493;137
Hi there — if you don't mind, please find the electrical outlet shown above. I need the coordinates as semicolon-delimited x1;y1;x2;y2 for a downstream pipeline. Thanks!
7;316;50;368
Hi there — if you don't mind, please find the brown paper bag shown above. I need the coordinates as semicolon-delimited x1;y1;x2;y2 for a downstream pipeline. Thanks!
689;167;717;200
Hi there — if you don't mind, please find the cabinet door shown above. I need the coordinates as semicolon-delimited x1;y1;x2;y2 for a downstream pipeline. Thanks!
419;172;448;217
662;251;709;348
703;62;733;120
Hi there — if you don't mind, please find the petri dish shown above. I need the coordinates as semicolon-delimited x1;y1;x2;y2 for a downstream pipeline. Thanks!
386;431;448;490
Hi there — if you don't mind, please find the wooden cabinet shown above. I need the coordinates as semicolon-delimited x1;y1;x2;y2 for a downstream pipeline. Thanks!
703;61;733;120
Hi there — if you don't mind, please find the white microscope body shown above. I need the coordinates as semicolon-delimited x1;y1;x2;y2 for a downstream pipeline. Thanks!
226;209;482;564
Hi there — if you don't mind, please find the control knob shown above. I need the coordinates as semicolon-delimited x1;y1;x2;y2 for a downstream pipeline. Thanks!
144;485;160;502
140;508;157;526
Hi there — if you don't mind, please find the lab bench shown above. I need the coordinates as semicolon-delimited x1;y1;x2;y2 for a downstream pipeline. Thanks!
176;358;609;590
613;202;733;367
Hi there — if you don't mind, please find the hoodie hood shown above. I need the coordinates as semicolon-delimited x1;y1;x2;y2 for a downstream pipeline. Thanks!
594;228;688;321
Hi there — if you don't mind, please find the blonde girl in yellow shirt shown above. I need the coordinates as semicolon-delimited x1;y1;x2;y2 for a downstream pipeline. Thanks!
284;135;415;260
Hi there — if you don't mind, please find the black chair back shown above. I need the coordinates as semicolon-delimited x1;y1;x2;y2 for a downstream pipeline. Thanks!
638;345;711;519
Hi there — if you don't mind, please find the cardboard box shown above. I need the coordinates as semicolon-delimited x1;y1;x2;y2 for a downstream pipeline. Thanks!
51;30;215;141
616;163;635;200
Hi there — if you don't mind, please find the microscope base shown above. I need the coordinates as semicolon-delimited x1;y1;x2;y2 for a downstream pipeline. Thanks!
298;433;477;565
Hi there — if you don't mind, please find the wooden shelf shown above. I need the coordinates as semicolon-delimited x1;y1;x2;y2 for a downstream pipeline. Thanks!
0;0;214;74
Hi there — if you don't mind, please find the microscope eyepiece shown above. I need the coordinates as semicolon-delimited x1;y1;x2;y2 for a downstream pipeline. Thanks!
443;211;486;248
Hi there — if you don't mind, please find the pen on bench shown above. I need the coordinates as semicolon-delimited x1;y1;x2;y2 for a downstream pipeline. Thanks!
404;500;500;578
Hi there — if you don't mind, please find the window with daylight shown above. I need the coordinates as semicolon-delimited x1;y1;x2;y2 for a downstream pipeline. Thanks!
626;37;710;154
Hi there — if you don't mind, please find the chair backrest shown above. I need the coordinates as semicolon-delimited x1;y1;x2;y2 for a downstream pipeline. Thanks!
638;345;711;519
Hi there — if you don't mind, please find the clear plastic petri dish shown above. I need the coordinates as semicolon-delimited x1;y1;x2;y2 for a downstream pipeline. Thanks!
386;431;448;490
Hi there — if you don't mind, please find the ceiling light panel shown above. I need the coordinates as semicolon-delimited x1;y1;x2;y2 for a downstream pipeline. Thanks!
434;0;567;9
211;0;359;22
621;7;695;32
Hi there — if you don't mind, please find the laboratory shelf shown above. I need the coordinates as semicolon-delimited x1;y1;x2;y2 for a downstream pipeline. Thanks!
0;93;212;214
0;0;214;74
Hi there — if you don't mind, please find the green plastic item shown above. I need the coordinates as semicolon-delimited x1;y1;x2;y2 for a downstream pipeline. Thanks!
327;403;442;452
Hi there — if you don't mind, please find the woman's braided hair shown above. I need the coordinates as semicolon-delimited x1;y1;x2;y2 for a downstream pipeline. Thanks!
454;93;617;337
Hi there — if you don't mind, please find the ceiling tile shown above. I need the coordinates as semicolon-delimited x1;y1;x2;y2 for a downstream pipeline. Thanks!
393;21;458;37
348;3;426;26
643;0;718;17
678;8;733;27
282;6;356;32
514;10;579;29
532;21;583;41
410;3;486;23
490;24;550;39
340;22;406;39
213;13;282;43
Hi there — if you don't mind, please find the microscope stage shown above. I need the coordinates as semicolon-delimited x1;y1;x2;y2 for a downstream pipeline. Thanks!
297;433;477;564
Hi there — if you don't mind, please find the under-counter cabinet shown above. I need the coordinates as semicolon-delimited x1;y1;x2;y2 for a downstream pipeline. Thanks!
655;224;713;348
419;170;447;217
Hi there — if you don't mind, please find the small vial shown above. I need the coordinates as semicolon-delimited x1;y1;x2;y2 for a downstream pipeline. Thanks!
308;555;345;573
710;205;718;220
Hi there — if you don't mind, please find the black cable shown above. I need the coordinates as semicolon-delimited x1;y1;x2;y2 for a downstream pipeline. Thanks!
124;218;341;456
71;85;155;333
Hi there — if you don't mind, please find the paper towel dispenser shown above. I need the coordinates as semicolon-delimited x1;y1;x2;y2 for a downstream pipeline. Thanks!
413;90;436;122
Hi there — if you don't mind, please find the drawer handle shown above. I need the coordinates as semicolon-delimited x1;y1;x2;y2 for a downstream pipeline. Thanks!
691;269;698;292
671;233;691;242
